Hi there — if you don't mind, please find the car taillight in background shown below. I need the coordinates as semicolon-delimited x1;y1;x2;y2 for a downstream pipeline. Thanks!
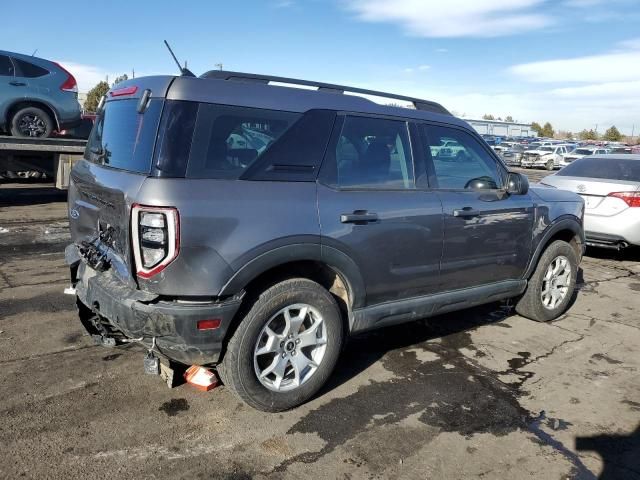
54;62;78;93
608;192;640;208
131;205;180;279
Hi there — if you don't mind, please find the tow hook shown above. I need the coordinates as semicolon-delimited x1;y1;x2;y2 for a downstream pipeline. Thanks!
143;337;160;375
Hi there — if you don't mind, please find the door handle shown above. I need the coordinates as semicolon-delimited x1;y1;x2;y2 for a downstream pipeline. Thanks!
9;81;26;86
340;211;379;224
453;207;481;217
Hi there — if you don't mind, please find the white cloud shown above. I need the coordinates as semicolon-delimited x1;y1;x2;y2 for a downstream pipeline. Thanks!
418;64;430;70
509;50;640;83
435;48;448;53
345;0;552;37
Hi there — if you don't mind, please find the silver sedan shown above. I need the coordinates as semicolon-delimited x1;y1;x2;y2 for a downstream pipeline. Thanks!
539;155;640;249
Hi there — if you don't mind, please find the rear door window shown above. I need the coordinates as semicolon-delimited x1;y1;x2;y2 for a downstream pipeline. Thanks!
327;115;414;190
86;98;162;173
0;55;14;76
13;58;49;78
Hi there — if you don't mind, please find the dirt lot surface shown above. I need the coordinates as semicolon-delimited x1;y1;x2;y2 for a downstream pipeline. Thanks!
1;170;639;480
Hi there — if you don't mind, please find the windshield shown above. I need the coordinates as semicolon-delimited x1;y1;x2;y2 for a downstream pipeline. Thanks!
573;148;595;155
540;147;554;152
557;157;640;181
86;99;162;173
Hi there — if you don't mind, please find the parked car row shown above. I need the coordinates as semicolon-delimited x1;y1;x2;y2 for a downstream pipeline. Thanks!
494;136;639;171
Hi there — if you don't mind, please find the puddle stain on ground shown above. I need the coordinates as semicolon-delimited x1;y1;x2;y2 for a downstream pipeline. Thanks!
277;308;532;472
102;353;122;362
158;398;190;417
278;304;596;477
590;353;623;365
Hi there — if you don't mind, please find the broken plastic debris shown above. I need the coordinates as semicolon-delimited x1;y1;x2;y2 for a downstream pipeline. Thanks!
184;365;219;392
0;227;8;233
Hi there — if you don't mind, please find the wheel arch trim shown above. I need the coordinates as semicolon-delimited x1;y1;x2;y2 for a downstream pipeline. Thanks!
217;243;366;309
524;215;584;279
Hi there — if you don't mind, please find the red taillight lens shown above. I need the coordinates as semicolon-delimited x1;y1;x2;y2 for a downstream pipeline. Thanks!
608;191;640;207
110;86;138;97
54;62;78;93
197;319;221;331
131;205;180;279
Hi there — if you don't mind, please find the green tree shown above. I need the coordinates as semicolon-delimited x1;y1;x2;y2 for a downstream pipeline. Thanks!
504;115;514;122
579;129;598;140
531;121;543;136
112;73;129;86
482;114;495;120
83;80;109;113
541;122;555;138
603;125;622;141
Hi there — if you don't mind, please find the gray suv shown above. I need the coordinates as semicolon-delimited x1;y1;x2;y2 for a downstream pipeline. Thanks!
0;50;81;137
66;72;585;411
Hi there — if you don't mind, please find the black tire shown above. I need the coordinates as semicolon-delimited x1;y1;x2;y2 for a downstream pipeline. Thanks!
545;159;554;171
10;106;54;138
515;240;578;322
218;278;344;412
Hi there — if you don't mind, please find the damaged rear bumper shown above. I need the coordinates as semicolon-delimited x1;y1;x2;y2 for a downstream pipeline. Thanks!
68;247;242;366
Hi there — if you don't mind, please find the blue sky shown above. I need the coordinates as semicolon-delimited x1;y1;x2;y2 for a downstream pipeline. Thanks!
3;0;639;134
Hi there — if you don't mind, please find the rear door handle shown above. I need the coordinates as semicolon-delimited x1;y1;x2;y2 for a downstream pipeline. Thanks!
9;81;26;86
340;211;379;224
453;207;482;217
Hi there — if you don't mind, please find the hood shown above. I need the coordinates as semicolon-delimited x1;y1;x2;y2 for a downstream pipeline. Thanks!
525;149;554;156
530;184;583;203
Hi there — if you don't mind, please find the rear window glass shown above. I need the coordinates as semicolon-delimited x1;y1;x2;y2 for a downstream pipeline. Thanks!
86;98;162;173
557;157;640;181
186;105;300;179
14;58;49;78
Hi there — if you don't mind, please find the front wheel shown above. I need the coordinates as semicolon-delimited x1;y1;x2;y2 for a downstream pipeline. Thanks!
218;278;344;412
515;240;578;322
545;159;554;171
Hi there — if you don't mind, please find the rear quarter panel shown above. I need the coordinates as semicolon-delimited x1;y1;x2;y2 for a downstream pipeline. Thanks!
135;178;320;296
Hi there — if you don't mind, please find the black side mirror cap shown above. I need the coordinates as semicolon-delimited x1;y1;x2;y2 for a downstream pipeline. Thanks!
507;172;529;195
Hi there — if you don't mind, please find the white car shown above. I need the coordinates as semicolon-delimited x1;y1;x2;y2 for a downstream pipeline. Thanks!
560;147;610;168
521;144;572;170
540;155;640;249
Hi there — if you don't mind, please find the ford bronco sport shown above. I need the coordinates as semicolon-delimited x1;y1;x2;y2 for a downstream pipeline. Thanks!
66;71;585;412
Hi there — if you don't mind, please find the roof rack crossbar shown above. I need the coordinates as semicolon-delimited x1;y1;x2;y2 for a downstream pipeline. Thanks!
200;70;451;115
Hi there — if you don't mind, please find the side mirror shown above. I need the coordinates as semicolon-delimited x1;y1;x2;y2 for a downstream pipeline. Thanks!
507;172;529;195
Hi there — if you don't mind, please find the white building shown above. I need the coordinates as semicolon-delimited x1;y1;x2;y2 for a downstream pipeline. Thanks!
464;118;535;138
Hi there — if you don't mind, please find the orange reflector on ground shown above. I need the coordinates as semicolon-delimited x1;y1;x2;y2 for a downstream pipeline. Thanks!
184;365;219;392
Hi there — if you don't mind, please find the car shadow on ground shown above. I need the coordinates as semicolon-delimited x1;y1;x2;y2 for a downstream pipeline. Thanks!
585;246;640;262
576;425;640;480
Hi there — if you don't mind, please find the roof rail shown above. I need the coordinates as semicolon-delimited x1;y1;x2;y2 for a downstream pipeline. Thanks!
200;70;451;116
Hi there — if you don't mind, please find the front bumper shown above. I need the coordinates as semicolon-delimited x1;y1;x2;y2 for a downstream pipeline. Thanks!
69;248;242;365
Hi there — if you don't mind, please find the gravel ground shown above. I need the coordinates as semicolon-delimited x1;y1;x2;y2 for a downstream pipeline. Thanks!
0;170;638;480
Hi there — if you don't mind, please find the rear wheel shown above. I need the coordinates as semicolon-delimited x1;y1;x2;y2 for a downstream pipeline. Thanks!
218;278;344;412
10;106;54;138
516;240;578;322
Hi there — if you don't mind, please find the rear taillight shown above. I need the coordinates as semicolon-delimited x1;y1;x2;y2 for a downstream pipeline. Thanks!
131;205;180;279
54;62;78;93
608;191;640;207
